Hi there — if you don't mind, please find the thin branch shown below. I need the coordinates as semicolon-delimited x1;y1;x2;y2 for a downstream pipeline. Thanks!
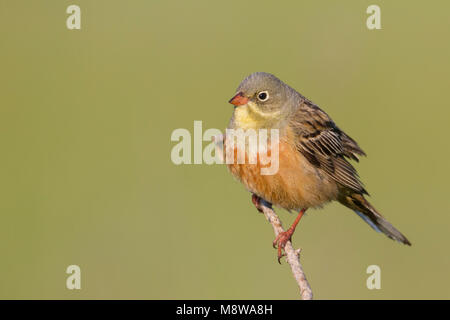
258;200;313;300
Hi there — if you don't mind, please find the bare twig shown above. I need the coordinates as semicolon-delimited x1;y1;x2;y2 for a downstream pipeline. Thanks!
258;200;313;300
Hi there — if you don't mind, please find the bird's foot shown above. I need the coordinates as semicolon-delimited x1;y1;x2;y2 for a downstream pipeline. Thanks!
272;228;294;264
251;194;264;213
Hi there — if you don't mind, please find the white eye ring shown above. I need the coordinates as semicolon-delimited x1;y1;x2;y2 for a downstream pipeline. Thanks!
257;91;269;102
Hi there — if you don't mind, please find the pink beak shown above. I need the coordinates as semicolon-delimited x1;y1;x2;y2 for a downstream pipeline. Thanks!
228;92;248;106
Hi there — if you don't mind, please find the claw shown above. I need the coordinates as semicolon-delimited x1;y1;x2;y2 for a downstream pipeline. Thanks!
277;251;286;264
251;194;263;213
272;230;293;264
271;209;306;263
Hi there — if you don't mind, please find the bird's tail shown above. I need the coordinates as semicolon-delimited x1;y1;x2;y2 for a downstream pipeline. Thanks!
338;193;411;245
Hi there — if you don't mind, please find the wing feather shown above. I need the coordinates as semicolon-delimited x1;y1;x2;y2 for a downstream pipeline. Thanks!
291;100;367;194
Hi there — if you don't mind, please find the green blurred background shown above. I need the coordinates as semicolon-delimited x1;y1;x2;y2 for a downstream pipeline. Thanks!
1;0;449;299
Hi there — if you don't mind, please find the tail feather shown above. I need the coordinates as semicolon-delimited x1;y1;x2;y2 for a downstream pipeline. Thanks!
339;193;411;246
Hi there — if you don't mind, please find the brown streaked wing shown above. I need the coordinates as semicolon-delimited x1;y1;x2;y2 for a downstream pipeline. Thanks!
290;100;368;194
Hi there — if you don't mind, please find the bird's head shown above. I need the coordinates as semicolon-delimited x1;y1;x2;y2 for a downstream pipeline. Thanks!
228;72;296;130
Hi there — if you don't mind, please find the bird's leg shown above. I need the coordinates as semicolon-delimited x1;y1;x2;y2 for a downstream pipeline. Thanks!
251;193;264;213
273;208;307;264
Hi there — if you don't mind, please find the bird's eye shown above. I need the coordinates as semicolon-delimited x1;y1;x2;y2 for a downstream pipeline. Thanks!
257;91;269;102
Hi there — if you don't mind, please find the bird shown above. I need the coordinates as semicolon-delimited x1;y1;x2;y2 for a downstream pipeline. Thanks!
225;72;411;263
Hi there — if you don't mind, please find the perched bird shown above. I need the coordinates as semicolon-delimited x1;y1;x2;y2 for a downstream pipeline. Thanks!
225;72;411;262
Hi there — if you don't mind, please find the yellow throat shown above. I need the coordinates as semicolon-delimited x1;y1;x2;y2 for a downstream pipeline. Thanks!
233;101;281;130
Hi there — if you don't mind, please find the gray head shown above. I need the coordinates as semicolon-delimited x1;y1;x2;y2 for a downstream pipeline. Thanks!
228;72;300;129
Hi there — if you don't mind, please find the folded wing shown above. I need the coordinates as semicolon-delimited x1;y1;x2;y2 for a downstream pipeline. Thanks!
290;99;367;195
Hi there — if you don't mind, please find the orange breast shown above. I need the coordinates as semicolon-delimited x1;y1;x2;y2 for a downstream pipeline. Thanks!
225;130;338;210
